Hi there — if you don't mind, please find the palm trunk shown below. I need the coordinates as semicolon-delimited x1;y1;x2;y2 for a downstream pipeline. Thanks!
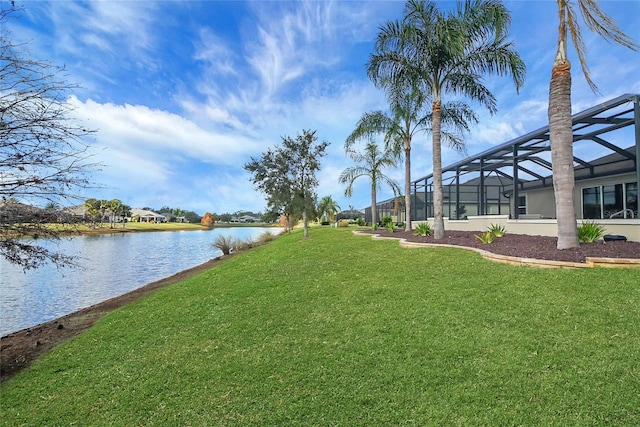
549;5;579;249
432;99;445;239
549;61;579;249
371;182;377;228
404;144;412;231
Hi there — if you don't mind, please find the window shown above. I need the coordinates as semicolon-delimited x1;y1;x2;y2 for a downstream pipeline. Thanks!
582;182;637;219
583;186;601;219
517;195;527;215
603;184;623;218
627;182;638;218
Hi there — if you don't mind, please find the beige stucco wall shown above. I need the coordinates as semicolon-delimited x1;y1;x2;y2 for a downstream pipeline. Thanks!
519;188;556;218
412;214;640;242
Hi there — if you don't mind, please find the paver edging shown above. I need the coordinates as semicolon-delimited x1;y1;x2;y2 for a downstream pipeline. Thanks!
353;230;639;269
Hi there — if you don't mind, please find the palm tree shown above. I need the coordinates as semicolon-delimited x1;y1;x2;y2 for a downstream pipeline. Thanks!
368;0;525;239
345;81;431;232
339;142;401;228
549;0;637;249
317;195;341;223
106;199;122;228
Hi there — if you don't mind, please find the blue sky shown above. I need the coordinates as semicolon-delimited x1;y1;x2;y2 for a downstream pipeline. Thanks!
6;0;640;215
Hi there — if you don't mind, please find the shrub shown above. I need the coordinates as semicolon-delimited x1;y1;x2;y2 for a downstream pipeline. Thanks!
487;223;506;237
578;221;606;243
475;231;495;244
338;219;350;227
381;216;393;227
257;231;276;244
355;218;365;226
213;235;235;255
414;222;432;237
386;222;395;233
233;239;253;252
320;221;330;226
201;212;216;228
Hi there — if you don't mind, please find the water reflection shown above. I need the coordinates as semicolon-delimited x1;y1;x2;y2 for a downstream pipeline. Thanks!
0;227;279;336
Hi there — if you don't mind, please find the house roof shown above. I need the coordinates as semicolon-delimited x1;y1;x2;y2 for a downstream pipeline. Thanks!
131;208;164;218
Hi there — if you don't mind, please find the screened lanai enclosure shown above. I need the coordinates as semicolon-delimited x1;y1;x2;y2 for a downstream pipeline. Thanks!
364;94;639;240
408;93;639;222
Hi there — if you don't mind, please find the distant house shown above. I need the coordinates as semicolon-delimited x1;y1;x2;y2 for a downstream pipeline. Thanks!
238;215;260;223
336;209;364;220
130;208;167;223
62;205;89;220
0;202;43;222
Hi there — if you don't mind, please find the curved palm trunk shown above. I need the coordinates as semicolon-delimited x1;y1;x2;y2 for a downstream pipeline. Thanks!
404;144;412;231
432;100;445;239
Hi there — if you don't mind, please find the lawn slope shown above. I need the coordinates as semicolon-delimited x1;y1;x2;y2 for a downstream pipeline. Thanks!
1;227;638;426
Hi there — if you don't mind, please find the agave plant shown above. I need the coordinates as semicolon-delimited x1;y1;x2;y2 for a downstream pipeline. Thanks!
475;231;495;244
414;222;432;237
487;223;506;237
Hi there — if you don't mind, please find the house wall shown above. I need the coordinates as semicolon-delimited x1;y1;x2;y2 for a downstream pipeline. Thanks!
574;172;637;218
518;188;556;218
412;214;640;242
517;172;637;219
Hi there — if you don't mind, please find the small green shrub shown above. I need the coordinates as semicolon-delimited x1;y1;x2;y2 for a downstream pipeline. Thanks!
487;223;506;237
578;221;606;243
338;219;350;227
414;222;432;237
355;218;365;226
213;235;235;255
381;216;393;227
386;222;395;233
475;231;495;244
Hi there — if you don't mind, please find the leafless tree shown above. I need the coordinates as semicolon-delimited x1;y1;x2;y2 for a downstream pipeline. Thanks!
0;6;98;270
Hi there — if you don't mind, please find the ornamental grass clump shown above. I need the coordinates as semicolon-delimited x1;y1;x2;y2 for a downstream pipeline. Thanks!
578;221;606;243
213;235;235;255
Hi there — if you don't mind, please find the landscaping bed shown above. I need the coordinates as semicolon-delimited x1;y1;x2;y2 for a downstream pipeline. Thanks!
362;229;640;263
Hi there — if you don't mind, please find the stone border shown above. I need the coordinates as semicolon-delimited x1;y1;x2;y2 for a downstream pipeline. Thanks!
353;231;640;269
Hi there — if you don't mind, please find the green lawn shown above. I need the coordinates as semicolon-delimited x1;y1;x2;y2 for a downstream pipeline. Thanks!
2;227;639;426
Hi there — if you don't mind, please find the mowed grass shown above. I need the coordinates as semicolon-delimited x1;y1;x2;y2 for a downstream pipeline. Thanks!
1;227;639;426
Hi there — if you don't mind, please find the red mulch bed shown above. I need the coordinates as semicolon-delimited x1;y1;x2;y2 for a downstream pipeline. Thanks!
361;229;640;264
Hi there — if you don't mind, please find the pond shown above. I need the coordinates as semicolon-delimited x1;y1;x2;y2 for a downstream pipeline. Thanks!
0;227;280;336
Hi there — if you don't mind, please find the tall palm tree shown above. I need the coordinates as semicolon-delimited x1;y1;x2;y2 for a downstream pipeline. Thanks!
317;195;341;222
344;81;429;231
339;142;401;228
369;0;525;239
549;0;637;249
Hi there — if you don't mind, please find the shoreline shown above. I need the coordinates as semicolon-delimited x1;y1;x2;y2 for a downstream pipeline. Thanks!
1;255;229;383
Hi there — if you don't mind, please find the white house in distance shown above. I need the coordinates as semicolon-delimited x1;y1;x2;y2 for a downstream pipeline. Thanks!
375;94;639;242
130;208;167;223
